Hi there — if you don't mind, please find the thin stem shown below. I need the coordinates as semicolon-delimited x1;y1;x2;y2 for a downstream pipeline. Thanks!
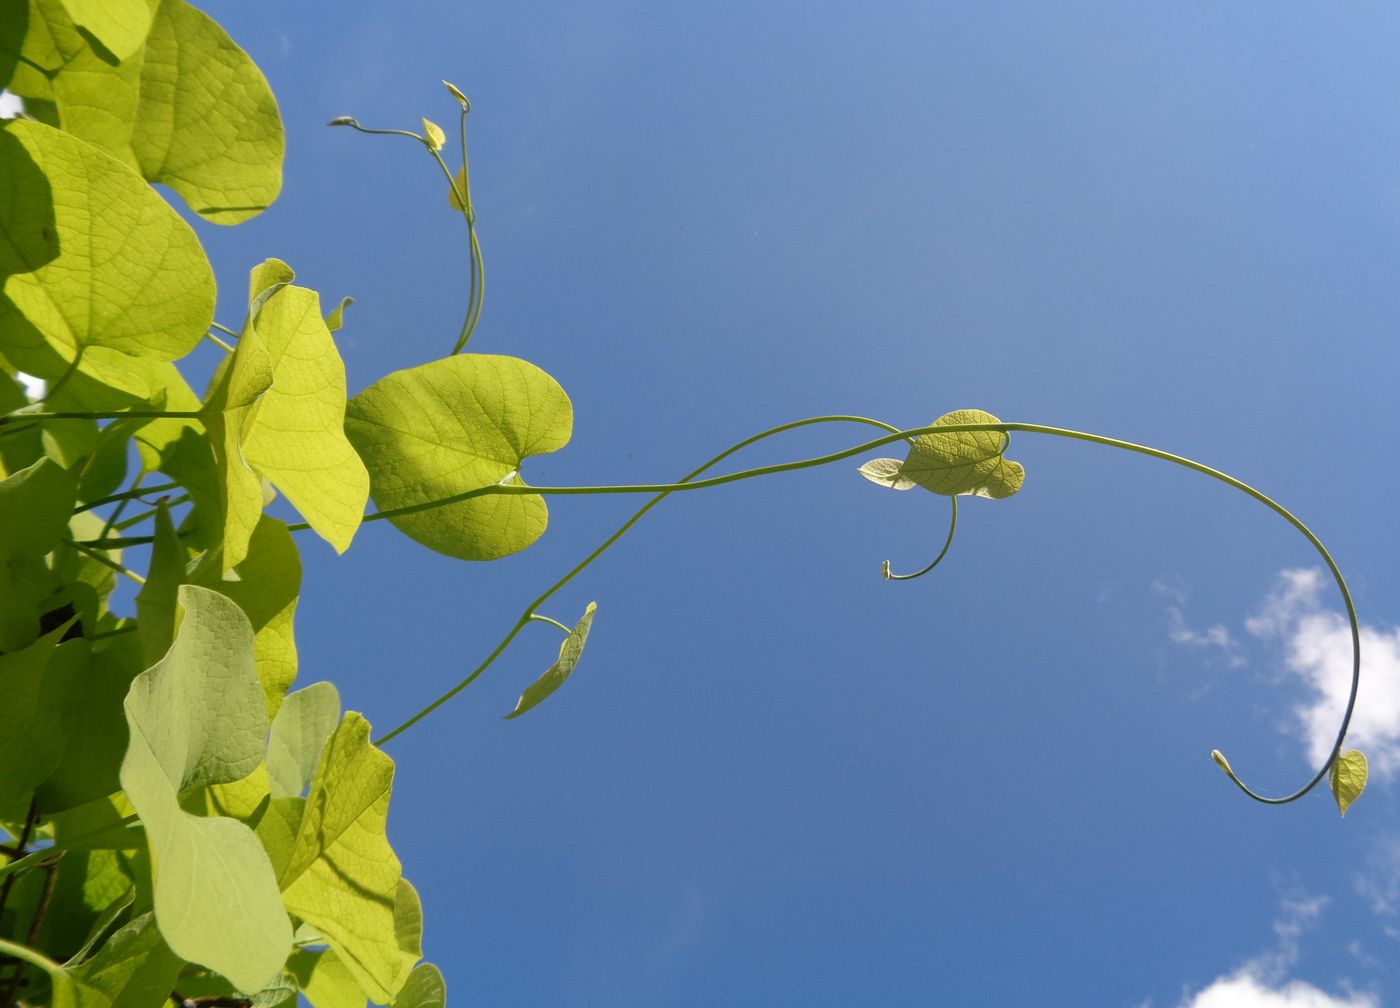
373;415;904;745
885;496;958;581
0;410;201;426
114;496;189;532
205;329;235;353
75;481;182;515
61;539;145;586
528;614;572;635
0;814;142;883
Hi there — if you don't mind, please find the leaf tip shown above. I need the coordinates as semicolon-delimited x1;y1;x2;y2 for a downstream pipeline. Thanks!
327;116;359;127
443;81;472;110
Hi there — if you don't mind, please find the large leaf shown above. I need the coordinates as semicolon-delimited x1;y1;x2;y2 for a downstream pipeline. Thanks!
278;713;411;1002
0;119;215;386
505;603;597;719
344;354;573;560
859;409;1023;499
13;0;283;223
118;585;291;991
0;456;77;650
234;266;369;554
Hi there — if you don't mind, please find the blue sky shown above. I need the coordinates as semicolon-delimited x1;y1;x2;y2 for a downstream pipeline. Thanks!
168;2;1400;1003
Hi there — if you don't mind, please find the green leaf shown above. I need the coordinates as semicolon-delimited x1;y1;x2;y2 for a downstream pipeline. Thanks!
344;355;573;561
288;948;369;1008
421;117;445;152
874;409;1023;499
58;0;154;60
856;457;915;490
0;456;77;650
118;584;291;992
135;502;184;666
201;331;275;570
506;603;597;719
278;713;410;1002
443;80;470;109
234;271;369;555
266;681;340;798
0;627;83;809
195;515;303;717
70;912;183;1008
324;296;353;334
447;166;467;211
0;119;215;387
133;0;285;223
0;938;101;1008
392;963;446;1008
1329;749;1368;817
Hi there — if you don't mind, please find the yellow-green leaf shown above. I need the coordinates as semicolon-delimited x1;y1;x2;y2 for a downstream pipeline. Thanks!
421;117;445;152
118;585;291;991
506;603;597;719
1329;749;1367;817
58;0;155;60
278;713;410;1002
345;354;572;561
879;409;1023;499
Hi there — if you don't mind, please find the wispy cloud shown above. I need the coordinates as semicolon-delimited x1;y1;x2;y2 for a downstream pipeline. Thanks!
1154;580;1245;668
1174;895;1375;1008
1245;569;1400;776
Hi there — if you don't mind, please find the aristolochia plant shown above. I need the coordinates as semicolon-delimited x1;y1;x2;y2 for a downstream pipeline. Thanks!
0;2;1367;1007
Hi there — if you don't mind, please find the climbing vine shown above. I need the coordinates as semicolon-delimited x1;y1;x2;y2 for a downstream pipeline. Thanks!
0;1;1368;1006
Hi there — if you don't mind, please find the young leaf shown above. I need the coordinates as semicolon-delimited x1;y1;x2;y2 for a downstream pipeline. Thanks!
856;457;915;490
288;948;370;1008
447;165;468;211
422;117;446;152
266;682;341;798
897;409;1023;499
1329;749;1367;817
325;296;354;334
392;963;447;1008
119;585;292;992
345;354;573;560
506;603;597;719
443;80;470;109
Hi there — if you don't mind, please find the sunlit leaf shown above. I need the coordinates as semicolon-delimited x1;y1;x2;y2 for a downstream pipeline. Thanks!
345;354;573;560
119;584;291;991
442;80;469;109
288;948;369;1008
201;333;274;570
58;0;154;59
864;409;1023;499
266;681;340;798
0;119;215;388
447;165;467;211
279;713;410;1002
392;963;446;1008
1329;749;1367;817
506;603;597;719
324;296;353;334
421;118;445;152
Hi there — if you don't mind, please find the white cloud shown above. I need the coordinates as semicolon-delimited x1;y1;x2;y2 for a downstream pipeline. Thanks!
1155;580;1245;668
1177;971;1374;1008
1247;569;1400;776
1175;896;1374;1008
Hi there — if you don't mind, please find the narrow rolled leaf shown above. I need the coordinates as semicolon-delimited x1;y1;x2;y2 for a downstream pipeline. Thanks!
506;603;597;719
119;585;291;991
324;296;353;334
1329;749;1368;817
0;119;215;385
0;456;78;650
266;682;341;798
279;713;410;1002
897;409;1023;499
447;165;467;211
345;355;573;560
857;457;915;490
443;80;470;108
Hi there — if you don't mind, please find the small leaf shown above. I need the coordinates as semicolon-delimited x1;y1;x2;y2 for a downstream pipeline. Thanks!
327;116;359;127
443;80;470;109
898;409;1023;499
1329;749;1368;817
421;118;445;152
324;296;353;334
447;165;468;211
857;457;915;490
266;682;341;798
506;603;597;719
392;963;446;1008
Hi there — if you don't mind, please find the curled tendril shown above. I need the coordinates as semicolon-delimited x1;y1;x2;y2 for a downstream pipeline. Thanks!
883;496;958;581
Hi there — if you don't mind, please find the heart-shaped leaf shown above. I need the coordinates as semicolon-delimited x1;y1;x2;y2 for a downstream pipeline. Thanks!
860;409;1023;499
1329;749;1367;817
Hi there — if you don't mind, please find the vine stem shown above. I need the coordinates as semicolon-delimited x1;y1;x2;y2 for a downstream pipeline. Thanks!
370;418;1358;807
0;814;141;883
0;410;201;426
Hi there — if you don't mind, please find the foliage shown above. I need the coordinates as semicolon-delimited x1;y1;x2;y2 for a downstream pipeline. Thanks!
0;2;1369;1006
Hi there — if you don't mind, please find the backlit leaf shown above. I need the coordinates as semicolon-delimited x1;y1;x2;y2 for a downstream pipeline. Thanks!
0;628;83;809
345;355;572;560
505;603;597;719
422;118;445;152
288;948;368;1008
279;713;410;1002
856;457;915;490
71;912;183;1008
0;119;215;387
119;585;291;991
392;963;446;1008
1329;749;1367;817
866;409;1023;499
266;681;340;798
58;0;154;60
